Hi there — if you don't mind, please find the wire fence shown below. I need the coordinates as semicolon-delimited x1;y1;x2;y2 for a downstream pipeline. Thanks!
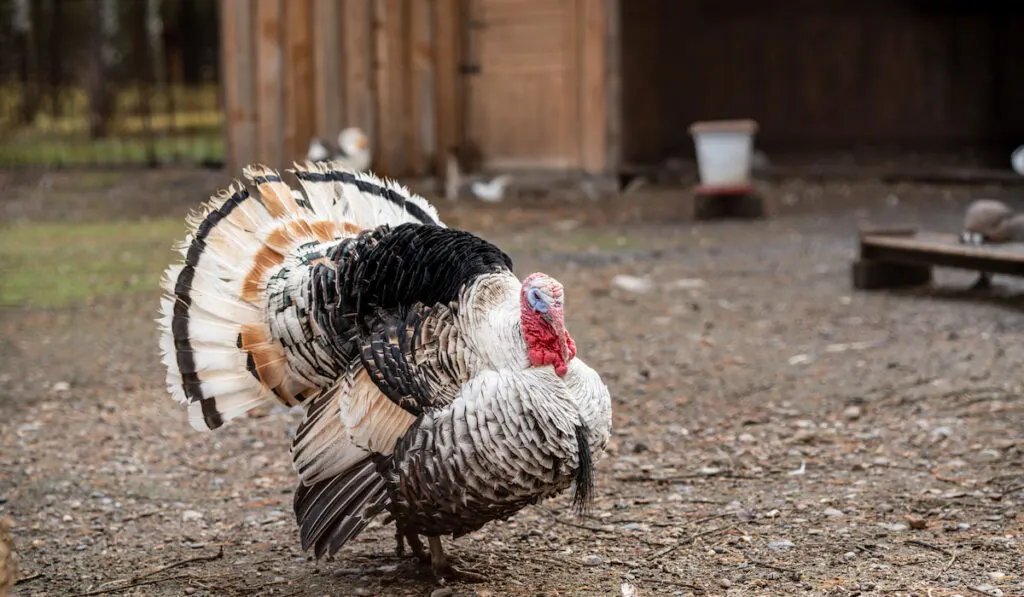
0;0;223;169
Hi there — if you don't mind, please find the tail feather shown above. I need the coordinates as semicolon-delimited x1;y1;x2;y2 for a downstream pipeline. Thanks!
294;457;389;558
158;161;446;431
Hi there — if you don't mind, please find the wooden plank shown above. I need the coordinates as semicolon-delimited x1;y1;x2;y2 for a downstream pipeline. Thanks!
408;0;435;175
312;0;344;143
432;0;461;178
342;0;374;145
859;232;1024;281
285;0;315;162
255;0;284;168
220;0;257;173
373;0;406;176
603;0;622;176
579;0;607;174
862;232;1024;263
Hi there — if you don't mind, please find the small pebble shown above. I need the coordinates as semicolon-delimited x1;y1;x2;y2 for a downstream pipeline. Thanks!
718;578;732;589
907;517;927;530
842;406;862;421
582;554;603;566
181;510;204;522
184;588;196;595
430;589;455;597
988;572;1007;581
972;585;1003;597
843;551;856;561
823;507;845;518
957;522;971;531
860;582;876;591
51;381;71;393
768;539;795;552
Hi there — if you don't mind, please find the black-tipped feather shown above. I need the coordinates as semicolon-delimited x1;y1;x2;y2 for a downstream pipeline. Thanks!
293;457;389;558
571;425;595;516
170;186;250;430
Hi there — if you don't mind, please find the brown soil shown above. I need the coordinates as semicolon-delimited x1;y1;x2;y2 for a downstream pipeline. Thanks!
1;168;1022;597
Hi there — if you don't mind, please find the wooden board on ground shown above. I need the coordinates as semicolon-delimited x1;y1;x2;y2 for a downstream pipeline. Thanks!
854;229;1024;290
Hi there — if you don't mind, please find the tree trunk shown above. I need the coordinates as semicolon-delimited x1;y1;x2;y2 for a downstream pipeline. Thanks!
87;0;118;139
13;0;41;125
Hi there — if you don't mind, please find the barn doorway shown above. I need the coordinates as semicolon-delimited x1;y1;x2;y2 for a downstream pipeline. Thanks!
618;1;1024;171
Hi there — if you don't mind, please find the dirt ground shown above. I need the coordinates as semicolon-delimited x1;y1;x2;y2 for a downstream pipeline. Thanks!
1;169;1022;597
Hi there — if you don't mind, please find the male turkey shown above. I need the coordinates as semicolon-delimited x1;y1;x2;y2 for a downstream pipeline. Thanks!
157;161;612;581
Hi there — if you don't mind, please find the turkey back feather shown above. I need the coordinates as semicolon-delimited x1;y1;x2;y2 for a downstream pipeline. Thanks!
158;161;446;431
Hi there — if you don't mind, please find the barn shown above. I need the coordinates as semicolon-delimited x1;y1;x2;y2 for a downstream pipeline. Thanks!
220;0;1024;182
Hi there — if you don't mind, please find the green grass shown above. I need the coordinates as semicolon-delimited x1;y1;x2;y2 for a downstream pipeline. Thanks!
0;218;184;308
0;130;224;167
0;84;224;167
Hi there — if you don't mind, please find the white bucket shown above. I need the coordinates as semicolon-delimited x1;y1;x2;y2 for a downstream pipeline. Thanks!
689;119;759;186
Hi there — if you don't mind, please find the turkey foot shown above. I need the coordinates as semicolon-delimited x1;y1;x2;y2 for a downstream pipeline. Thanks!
395;528;428;563
428;536;487;583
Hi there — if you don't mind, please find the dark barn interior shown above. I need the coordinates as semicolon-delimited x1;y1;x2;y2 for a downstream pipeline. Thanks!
620;0;1024;168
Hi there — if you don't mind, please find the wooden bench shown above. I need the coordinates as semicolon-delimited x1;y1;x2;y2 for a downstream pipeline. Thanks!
853;228;1024;290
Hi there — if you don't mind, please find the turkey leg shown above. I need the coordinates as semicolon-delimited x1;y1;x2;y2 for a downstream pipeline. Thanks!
428;536;486;583
394;526;428;563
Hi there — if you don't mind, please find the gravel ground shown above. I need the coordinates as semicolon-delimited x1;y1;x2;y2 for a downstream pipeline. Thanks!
1;169;1023;597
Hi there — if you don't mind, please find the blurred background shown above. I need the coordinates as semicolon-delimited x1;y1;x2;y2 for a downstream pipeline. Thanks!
2;0;1023;175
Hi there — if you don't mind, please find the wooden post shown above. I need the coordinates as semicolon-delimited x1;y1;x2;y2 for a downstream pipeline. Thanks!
579;0;607;175
255;0;284;168
221;0;257;173
603;0;621;177
342;0;374;151
432;0;461;179
374;0;406;176
409;0;435;176
284;0;315;162
312;0;344;146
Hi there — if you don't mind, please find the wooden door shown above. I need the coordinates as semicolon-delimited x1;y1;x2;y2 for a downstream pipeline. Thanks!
462;0;581;171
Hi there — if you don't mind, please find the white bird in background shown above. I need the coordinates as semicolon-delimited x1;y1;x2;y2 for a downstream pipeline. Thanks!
470;174;513;203
1012;145;1024;176
307;127;372;171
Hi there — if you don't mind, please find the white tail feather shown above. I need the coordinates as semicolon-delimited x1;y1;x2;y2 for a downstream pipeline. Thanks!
158;161;445;431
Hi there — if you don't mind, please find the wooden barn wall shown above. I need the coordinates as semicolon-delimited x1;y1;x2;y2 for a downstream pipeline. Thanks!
621;1;1024;165
221;0;460;177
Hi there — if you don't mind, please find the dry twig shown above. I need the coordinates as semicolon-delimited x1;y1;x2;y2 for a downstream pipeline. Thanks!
15;572;43;585
903;540;951;556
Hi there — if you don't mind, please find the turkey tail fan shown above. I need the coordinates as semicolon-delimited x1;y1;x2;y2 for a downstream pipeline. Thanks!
157;162;446;431
289;160;443;230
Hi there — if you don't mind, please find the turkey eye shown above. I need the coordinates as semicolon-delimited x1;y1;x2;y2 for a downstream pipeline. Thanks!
528;288;547;312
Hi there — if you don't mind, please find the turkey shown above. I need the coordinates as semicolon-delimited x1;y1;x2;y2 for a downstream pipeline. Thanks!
307;127;372;172
157;161;612;581
959;199;1024;289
